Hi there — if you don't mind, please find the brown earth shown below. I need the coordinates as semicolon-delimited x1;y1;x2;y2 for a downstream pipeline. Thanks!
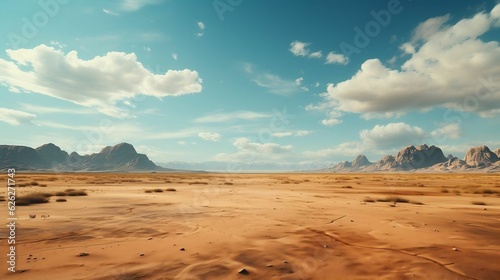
1;173;500;280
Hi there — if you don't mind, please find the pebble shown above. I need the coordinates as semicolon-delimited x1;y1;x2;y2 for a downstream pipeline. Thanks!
452;247;459;251
283;260;288;264
180;248;185;251
78;252;89;257
139;253;145;256
266;264;273;267
238;268;249;275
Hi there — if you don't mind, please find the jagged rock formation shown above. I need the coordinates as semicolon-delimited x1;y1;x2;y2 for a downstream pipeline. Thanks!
0;143;162;171
433;157;469;171
495;148;500;157
394;144;447;169
464;146;500;167
352;155;371;168
446;154;454;160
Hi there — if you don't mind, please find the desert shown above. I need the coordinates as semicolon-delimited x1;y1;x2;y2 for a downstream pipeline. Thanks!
1;172;499;279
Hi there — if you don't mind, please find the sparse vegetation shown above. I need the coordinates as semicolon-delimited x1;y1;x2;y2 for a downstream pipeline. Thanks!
54;191;67;196
166;188;177;192
189;181;208;185
363;198;376;203
441;188;449;193
145;190;153;193
16;193;52;206
471;201;487;206
153;188;164;193
56;198;67;202
0;196;5;202
223;182;233;185
30;181;39;186
66;190;87;196
341;186;353;189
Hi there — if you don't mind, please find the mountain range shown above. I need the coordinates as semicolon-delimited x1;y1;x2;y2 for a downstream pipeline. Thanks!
1;142;499;172
321;144;500;172
0;143;165;172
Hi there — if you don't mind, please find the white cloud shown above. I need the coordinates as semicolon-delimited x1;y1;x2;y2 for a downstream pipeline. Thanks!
313;5;500;122
172;53;178;60
120;0;162;11
289;41;310;56
289;41;324;59
178;141;187;145
360;122;426;149
198;132;221;142
272;130;313;137
430;123;461;141
295;77;303;85
325;52;349;65
303;142;363;159
0;108;36;126
321;119;342;126
309;51;323;58
103;9;119;16
213;137;292;162
194;111;271;123
314;82;320;87
197;21;205;37
20;104;93;115
0;44;202;117
246;63;304;95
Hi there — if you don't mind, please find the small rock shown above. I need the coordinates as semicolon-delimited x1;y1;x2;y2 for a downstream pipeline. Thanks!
483;208;487;211
180;248;185;251
78;252;89;257
19;269;25;273
452;247;459;251
139;253;145;256
323;245;328;248
283;260;288;264
238;268;249;275
350;220;354;222
266;264;273;267
148;237;153;240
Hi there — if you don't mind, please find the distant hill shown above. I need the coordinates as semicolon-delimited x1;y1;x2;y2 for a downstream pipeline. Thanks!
0;143;167;172
320;144;500;173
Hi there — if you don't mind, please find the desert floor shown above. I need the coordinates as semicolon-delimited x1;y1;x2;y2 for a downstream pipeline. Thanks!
1;173;500;280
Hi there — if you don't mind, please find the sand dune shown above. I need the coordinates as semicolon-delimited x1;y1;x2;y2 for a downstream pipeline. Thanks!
1;173;499;279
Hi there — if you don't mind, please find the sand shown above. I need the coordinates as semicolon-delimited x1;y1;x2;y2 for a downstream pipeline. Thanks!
1;173;499;279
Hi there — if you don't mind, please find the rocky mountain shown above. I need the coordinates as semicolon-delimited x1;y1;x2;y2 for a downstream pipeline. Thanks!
394;144;448;169
495;148;500;157
319;144;500;173
0;143;163;172
464;146;500;167
352;155;371;168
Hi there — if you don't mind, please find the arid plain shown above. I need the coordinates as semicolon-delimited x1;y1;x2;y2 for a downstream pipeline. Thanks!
1;173;500;280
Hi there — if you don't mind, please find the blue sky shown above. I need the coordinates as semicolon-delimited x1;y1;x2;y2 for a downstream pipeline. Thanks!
0;0;499;164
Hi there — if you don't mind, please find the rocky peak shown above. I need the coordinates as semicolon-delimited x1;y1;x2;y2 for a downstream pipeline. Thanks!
464;146;499;167
36;143;69;164
351;155;371;168
495;148;500;157
395;144;447;169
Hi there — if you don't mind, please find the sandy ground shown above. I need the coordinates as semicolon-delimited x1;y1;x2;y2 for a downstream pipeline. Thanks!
1;173;500;280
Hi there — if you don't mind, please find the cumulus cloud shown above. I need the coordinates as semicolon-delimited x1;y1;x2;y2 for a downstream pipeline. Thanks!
213;137;292;162
290;41;310;57
309;51;323;58
430;123;461;141
360;122;426;149
325;52;349;65
0;44;202;117
0;108;36;126
198;132;221;142
312;5;500;124
304;122;458;159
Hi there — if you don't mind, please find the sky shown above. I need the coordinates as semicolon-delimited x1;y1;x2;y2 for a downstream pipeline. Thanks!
0;0;499;165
